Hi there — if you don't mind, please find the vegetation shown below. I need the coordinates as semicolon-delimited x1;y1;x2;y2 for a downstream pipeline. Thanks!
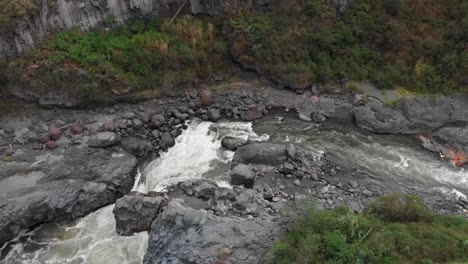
226;0;467;93
0;0;38;26
9;16;228;102
271;194;468;264
5;0;467;102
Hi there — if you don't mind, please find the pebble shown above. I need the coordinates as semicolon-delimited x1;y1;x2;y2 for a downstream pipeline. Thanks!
293;179;301;186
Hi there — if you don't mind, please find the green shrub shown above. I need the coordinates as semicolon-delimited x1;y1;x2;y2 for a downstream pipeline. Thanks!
383;0;402;16
271;194;468;264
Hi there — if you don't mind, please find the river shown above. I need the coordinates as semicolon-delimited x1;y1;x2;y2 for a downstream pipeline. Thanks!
1;114;466;264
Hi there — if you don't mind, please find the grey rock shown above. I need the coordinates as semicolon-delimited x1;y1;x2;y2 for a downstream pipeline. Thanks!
143;201;281;264
286;144;297;160
151;130;161;139
312;112;327;123
113;192;166;236
132;118;143;128
221;136;248;151
232;143;287;167
121;137;153;157
151;114;166;128
231;164;255;186
88;132;120;147
293;179;301;186
0;147;137;244
160;132;175;149
208;108;221;122
431;126;468;153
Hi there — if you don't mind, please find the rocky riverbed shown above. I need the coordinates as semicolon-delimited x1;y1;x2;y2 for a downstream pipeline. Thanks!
1;78;467;263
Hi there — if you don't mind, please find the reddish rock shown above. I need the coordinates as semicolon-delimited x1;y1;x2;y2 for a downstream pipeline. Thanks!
49;127;62;141
71;121;84;134
45;140;58;150
243;106;263;121
200;90;213;106
311;95;319;104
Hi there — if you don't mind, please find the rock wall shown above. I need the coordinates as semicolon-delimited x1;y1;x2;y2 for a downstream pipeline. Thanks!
0;0;259;58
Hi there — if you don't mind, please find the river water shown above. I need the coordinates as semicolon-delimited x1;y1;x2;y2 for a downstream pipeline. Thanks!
1;115;466;264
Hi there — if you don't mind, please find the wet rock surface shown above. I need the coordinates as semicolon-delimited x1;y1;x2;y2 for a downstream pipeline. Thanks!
113;192;168;236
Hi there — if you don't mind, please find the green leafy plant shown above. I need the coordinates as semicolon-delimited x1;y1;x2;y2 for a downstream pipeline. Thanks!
272;194;468;264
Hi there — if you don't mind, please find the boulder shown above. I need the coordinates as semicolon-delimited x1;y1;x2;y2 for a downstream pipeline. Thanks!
160;132;175;149
431;126;468;153
151;114;166;128
143;201;281;264
231;164;255;186
0;147;137;244
232;143;287;167
208;108;221;122
221;136;248;151
71;120;84;134
88;132;120;147
113;192;167;236
121;137;153;157
49;126;62;141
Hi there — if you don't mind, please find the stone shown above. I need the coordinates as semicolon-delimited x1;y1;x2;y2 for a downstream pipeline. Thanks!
160;132;175;149
151;130;161;139
208;108;221;122
221;136;247;151
151;114;166;128
71;120;84;134
37;133;50;144
286;144;296;160
283;163;295;174
143;200;281;264
45;140;58;149
49;126;62;141
121;137;153;157
132;118;143;128
312;112;327;123
263;184;274;199
102;122;116;132
231;164;255;186
88;132;120;147
293;179;301;186
232;143;288;167
0;147;137;244
113;193;167;236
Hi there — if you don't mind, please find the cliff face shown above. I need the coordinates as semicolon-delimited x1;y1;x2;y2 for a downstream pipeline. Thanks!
0;0;260;58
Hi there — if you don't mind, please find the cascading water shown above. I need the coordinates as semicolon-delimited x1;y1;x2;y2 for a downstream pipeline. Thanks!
0;120;267;264
1;115;466;264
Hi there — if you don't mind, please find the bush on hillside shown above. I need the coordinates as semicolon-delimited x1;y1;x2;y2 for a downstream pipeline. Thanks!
272;194;468;264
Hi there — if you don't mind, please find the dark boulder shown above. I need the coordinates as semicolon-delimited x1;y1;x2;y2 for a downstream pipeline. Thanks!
231;164;255;187
232;143;287;167
221;136;248;151
113;192;167;236
160;132;175;149
121;136;153;157
88;132;120;147
151;114;166;128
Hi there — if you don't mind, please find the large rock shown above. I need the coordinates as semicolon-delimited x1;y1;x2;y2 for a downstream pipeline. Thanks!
221;136;247;151
143;201;281;264
0;147;137;244
121;136;153;157
353;95;468;134
88;132;120;147
232;143;288;167
160;132;175;149
231;164;255;186
113;192;167;236
431;126;468;153
208;108;221;122
150;114;166;128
